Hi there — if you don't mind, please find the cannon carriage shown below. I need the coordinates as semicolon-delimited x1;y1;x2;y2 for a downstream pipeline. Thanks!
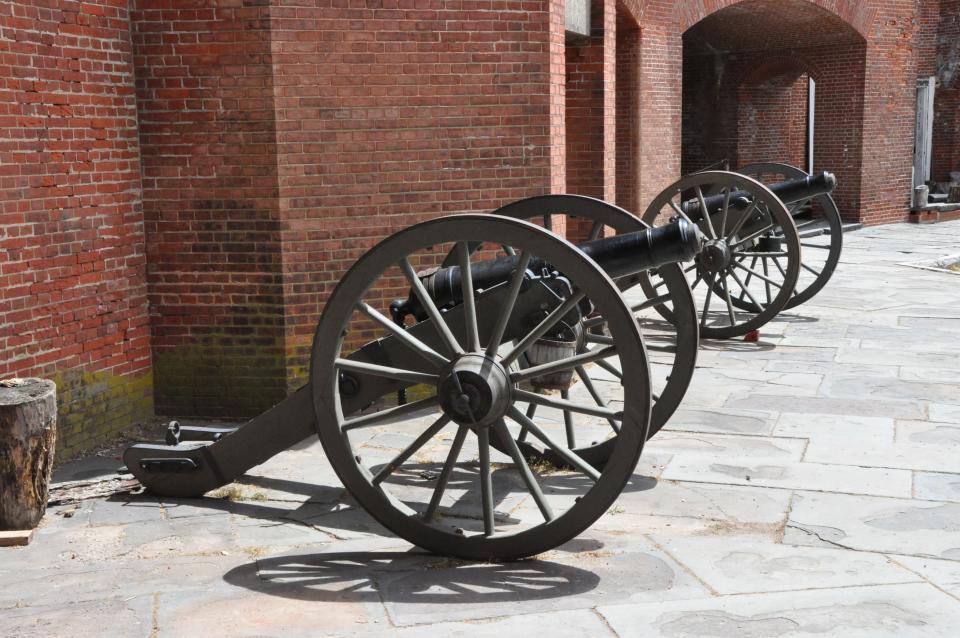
125;167;838;560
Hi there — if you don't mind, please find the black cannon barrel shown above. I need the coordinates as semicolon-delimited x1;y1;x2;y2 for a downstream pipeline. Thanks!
404;219;703;319
682;171;837;217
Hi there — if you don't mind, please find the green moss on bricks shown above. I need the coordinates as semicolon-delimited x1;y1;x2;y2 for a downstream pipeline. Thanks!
153;334;288;418
51;368;154;462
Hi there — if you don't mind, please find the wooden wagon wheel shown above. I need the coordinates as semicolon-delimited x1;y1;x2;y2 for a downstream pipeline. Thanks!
311;214;651;560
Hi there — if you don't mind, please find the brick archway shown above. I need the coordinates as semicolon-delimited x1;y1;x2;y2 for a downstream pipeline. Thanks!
678;0;874;38
678;0;867;222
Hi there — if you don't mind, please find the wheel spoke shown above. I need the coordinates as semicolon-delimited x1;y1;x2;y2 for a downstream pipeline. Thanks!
726;265;763;310
801;242;831;250
762;257;772;305
801;261;822;277
770;257;798;297
584;332;614;345
511;345;617;384
576;365;620;433
589;220;604;240
730;224;775;250
731;261;783;289
595;358;623;380
560;388;576;448
515;388;621;421
719;275;737;325
398;258;464;357
669;198;697;227
373;415;451;484
734;251;789;258
738;255;757;303
456;242;482;352
582;293;672;330
477;427;495;536
493;420;554;522
501;291;586;367
696;186;717;239
485;251;533;357
507;406;600;482
342;396;440;432
719;187;732;236
336;358;439;386
700;272;717;328
423;426;468;522
356;302;449;369
723;200;758;240
518;401;536;443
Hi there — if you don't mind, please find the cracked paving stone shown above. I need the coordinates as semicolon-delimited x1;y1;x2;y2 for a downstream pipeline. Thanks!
783;492;960;559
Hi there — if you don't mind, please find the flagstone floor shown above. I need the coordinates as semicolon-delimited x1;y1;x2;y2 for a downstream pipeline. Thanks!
3;220;960;637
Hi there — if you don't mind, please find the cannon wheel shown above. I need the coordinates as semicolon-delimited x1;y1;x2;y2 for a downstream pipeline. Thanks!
311;214;651;560
479;195;698;452
640;171;801;340
738;163;842;310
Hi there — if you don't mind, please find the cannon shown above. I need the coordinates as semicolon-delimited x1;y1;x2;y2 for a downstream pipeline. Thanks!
637;168;838;338
126;213;703;560
124;168;836;561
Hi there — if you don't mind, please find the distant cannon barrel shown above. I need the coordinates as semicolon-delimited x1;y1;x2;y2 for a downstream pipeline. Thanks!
398;219;703;320
682;171;837;218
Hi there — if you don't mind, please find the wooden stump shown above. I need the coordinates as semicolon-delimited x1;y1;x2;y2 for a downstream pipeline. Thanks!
0;378;57;530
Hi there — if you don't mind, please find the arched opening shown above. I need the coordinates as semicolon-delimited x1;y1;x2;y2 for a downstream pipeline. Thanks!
681;0;867;221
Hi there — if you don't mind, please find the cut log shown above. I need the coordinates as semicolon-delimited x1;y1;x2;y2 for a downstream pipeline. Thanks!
0;378;57;530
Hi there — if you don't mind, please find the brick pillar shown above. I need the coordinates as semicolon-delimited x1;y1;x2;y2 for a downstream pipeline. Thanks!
565;0;616;240
615;13;641;213
131;2;287;417
637;16;683;211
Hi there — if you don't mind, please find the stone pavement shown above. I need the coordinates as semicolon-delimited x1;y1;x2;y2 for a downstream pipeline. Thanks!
3;220;960;637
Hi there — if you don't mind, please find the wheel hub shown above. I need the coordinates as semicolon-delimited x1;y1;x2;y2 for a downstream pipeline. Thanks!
438;353;512;427
698;239;732;273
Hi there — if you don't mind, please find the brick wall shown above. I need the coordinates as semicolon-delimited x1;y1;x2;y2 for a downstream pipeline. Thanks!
737;68;808;170
130;1;287;417
270;1;561;387
565;0;615;239
0;0;152;458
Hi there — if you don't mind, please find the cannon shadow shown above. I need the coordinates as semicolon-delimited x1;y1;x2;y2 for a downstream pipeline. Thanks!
221;548;602;605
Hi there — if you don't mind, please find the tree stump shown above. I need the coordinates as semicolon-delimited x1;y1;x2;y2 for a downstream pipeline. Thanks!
0;378;57;530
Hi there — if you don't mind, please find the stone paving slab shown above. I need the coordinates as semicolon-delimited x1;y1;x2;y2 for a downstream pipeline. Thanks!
651;534;919;595
596;583;960;637
783;492;960;559
661;458;913;498
3;220;960;636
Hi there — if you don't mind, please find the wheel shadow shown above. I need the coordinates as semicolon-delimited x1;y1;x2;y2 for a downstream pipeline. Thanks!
221;547;602;605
